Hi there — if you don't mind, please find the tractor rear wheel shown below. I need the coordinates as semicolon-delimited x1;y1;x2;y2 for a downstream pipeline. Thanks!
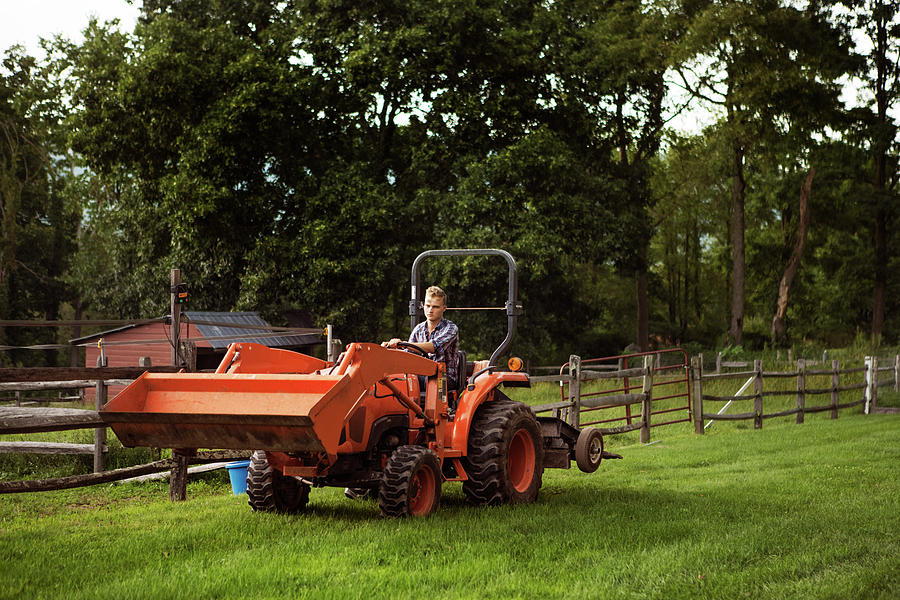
379;445;441;517
463;400;544;505
246;450;310;513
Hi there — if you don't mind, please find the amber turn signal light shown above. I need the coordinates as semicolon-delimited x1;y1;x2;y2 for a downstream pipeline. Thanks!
507;356;524;372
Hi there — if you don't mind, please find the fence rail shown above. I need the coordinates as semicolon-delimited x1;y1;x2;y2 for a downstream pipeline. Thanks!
690;355;898;432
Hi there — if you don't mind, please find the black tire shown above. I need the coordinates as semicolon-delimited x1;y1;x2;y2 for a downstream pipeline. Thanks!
246;450;310;513
463;400;544;505
575;428;604;473
379;445;441;517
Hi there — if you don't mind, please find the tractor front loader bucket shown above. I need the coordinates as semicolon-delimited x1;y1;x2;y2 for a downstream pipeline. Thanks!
101;372;345;451
100;342;438;456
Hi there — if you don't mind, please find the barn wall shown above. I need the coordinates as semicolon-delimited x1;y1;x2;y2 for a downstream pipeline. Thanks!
83;322;205;400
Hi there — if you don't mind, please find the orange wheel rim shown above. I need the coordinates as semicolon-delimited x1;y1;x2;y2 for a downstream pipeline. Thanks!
508;428;536;493
409;465;435;516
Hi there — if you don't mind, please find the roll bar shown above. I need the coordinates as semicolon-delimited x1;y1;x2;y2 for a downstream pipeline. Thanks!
410;249;522;366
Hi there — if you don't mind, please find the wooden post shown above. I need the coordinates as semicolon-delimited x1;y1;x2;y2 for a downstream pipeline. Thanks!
830;359;840;419
864;356;872;414
169;451;190;502
716;352;722;374
568;355;581;428
169;269;189;501
796;359;806;425
14;391;20;407
788;348;793;364
894;354;900;392
691;356;704;434
170;269;182;368
753;359;763;429
623;355;633;425
640;355;654;443
870;356;879;412
181;341;197;372
94;354;108;473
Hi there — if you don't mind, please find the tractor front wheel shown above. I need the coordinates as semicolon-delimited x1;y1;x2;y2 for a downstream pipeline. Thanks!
246;450;310;513
379;446;441;517
463;400;544;505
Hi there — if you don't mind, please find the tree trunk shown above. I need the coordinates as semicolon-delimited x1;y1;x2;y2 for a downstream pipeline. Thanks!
729;143;746;346
772;169;815;341
870;0;894;340
636;266;649;352
872;207;886;339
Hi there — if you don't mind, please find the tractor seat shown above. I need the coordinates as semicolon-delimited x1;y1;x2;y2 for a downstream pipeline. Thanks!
455;350;468;398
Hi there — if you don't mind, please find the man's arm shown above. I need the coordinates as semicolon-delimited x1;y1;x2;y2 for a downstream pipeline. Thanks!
382;338;435;353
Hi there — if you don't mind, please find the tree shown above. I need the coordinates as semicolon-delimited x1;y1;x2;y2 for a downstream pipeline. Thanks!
540;0;672;350
671;0;856;345
771;169;814;340
847;0;900;340
0;47;78;366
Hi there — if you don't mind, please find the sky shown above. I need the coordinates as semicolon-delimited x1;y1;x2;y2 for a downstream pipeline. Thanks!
0;0;141;56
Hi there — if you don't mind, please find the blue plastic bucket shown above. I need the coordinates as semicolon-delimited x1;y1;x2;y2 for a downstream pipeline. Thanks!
225;460;251;495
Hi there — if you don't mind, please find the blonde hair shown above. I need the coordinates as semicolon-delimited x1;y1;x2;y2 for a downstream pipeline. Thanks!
425;285;447;306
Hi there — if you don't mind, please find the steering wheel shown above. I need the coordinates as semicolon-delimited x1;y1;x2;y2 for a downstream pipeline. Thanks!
397;341;429;357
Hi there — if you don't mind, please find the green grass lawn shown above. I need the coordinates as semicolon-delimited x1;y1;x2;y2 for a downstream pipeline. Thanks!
2;412;897;599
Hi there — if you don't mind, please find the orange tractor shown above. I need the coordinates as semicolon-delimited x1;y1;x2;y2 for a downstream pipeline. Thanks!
101;249;618;517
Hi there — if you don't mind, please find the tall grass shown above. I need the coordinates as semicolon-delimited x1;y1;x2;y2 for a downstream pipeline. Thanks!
2;413;897;599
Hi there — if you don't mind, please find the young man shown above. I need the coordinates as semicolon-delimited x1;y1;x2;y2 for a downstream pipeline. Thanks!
348;287;461;501
383;285;459;389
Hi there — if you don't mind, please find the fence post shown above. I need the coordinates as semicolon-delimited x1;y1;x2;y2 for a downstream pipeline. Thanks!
894;355;899;393
796;359;806;425
94;354;108;473
640;355;654;443
181;341;197;372
169;451;190;502
754;359;763;429
691;356;704;434
568;355;581;428
864;356;876;414
623;356;633;425
716;352;722;374
831;359;840;419
169;268;189;501
871;356;879;412
15;391;21;407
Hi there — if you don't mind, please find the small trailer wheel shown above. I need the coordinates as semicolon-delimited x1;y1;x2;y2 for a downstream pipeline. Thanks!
575;428;604;473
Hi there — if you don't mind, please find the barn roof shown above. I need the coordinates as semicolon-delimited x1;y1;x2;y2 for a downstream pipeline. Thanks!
69;311;321;349
184;312;321;349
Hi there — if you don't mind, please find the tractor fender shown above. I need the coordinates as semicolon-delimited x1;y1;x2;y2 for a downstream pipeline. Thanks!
449;371;529;454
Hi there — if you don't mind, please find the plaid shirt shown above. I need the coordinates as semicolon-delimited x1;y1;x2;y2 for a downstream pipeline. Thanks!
409;318;459;385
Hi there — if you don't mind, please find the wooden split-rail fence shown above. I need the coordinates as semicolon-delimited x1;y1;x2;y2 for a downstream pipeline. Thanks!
0;362;248;498
690;354;900;431
2;348;896;497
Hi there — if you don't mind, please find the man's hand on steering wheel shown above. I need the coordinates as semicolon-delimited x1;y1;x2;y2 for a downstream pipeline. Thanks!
397;341;429;357
381;338;429;357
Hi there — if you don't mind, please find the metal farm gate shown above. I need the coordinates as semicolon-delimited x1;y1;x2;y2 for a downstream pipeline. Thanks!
531;349;691;442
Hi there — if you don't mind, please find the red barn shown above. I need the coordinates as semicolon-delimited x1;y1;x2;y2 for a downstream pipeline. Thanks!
72;311;322;399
